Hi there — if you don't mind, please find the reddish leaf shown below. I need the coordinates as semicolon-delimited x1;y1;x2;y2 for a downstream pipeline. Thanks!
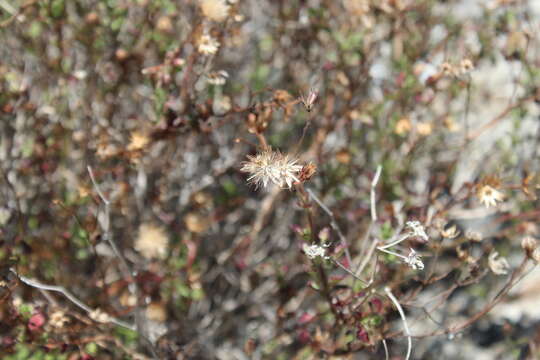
370;297;383;313
297;328;311;344
356;326;369;343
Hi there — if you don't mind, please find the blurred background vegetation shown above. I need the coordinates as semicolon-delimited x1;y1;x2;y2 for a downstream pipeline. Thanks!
1;0;540;359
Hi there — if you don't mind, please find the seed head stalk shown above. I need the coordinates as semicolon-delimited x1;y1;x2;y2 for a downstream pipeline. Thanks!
295;181;341;321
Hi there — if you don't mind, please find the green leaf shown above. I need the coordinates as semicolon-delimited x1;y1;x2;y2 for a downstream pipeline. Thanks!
85;342;99;355
50;0;64;18
28;21;43;38
19;304;33;319
110;17;124;31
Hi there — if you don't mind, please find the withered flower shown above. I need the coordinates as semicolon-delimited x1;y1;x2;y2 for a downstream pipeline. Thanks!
200;0;230;22
197;34;220;55
299;87;319;112
298;162;317;183
134;223;169;259
240;149;303;189
127;131;150;152
404;248;424;270
488;251;510;275
476;176;504;208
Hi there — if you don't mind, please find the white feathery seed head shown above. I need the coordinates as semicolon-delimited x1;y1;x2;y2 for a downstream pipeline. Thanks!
240;149;303;189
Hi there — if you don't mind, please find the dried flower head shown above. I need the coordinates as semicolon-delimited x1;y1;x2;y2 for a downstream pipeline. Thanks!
459;59;474;74
406;220;429;241
440;59;474;78
298;162;317;182
156;16;173;33
214;95;232;113
456;244;469;261
240;149;303;189
394;117;412;135
441;225;460;239
197;34;220;55
127;131;150;152
440;62;454;76
299;87;318;112
184;212;209;233
89;308;111;323
465;229;483;242
404;248;424;270
488;251;510;275
206;70;229;85
443;116;460;132
200;0;230;22
134;223;169;259
521;236;538;256
246;108;272;134
476;177;504;208
302;243;329;260
96;141;118;160
273;89;294;104
146;302;167;323
49;310;69;329
416;122;433;136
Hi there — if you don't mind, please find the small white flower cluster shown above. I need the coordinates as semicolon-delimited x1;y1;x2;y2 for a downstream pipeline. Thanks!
49;310;69;329
89;308;112;323
377;220;428;271
302;243;330;260
404;248;424;270
406;220;429;241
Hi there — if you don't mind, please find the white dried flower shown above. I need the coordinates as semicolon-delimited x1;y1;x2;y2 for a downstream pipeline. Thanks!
440;225;460;239
406;221;429;241
200;0;230;22
440;62;455;76
459;59;474;75
89;308;112;323
197;34;220;55
477;184;504;208
127;131;150;151
240;150;303;189
134;223;169;259
465;230;483;242
49;310;69;329
299;87;318;112
521;236;538;254
404;248;424;270
302;243;329;260
213;95;232;113
488;251;510;275
206;70;229;85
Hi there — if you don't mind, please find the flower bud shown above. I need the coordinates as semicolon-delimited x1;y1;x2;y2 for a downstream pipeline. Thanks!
521;236;538;256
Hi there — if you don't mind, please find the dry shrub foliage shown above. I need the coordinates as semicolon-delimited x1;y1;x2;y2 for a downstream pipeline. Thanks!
1;0;540;359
